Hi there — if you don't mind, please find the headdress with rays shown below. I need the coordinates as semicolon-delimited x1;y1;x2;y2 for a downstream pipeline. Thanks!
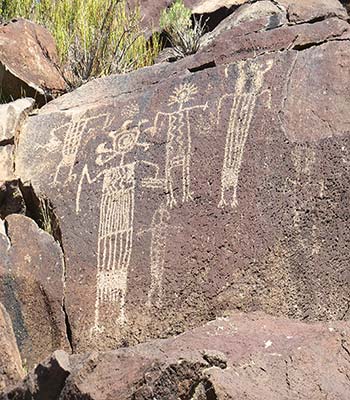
122;102;139;119
168;83;198;107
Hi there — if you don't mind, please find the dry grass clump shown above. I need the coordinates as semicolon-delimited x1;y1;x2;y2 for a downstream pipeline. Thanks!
160;0;206;59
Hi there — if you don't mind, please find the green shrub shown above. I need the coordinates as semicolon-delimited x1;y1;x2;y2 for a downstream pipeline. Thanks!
160;0;206;59
0;0;161;88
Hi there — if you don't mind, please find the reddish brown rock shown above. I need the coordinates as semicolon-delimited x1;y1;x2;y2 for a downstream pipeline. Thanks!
276;0;348;23
14;2;350;354
0;302;24;392
2;350;70;399
4;313;350;399
0;214;69;369
0;19;66;105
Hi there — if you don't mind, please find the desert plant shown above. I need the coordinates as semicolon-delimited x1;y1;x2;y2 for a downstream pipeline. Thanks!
0;0;161;88
160;0;206;58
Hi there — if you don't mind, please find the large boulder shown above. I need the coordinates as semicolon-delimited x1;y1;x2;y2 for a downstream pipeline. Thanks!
0;302;24;392
0;19;66;105
0;214;70;369
3;313;350;399
15;1;350;354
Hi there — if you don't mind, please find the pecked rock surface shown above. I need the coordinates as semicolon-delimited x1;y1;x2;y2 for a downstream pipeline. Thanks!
0;214;70;369
13;0;350;354
0;19;66;105
3;313;350;399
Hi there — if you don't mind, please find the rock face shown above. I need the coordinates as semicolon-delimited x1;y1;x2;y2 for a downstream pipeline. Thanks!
0;19;66;105
0;214;69;369
14;0;350;353
0;303;24;392
3;313;350;399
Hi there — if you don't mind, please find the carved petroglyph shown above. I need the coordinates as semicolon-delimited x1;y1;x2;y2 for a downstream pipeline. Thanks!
150;83;208;208
52;113;110;185
218;60;273;208
138;205;180;308
76;119;152;334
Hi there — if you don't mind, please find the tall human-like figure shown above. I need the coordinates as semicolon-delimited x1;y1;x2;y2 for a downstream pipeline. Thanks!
218;60;273;208
147;83;208;208
76;120;150;333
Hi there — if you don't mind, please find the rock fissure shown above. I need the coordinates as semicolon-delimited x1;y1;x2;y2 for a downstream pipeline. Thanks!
4;181;75;355
188;61;217;73
0;139;14;147
292;36;350;51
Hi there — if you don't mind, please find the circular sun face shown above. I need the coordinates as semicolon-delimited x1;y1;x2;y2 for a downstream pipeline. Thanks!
168;83;198;106
117;129;138;153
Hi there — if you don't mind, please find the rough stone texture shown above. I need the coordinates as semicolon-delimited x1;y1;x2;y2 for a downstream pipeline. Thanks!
0;182;26;220
2;350;70;399
0;146;14;181
0;303;24;392
201;0;287;47
0;214;70;369
276;0;348;23
0;19;66;105
3;313;350;399
14;2;350;353
130;0;348;31
0;98;35;143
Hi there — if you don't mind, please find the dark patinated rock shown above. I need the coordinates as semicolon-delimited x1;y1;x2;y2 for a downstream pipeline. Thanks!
0;19;66;105
15;1;350;354
0;302;24;392
4;313;350;399
0;214;69;369
2;350;70;400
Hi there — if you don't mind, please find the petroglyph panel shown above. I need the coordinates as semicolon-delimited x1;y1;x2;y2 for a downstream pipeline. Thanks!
15;41;350;353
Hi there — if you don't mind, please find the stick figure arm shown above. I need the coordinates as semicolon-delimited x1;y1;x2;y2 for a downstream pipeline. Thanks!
144;112;168;136
217;94;234;127
76;165;101;213
258;88;272;109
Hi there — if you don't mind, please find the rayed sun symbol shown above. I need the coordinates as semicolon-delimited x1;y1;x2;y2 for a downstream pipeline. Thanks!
168;83;198;107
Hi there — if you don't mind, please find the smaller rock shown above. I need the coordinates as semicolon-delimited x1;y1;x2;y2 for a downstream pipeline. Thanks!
0;214;70;369
0;19;66;105
0;181;26;219
2;350;70;399
276;0;348;23
0;98;35;143
0;303;25;392
192;0;249;14
201;0;287;47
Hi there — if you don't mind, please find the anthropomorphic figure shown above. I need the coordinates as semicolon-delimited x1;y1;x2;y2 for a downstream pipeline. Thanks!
150;83;208;208
76;119;150;334
218;59;273;208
